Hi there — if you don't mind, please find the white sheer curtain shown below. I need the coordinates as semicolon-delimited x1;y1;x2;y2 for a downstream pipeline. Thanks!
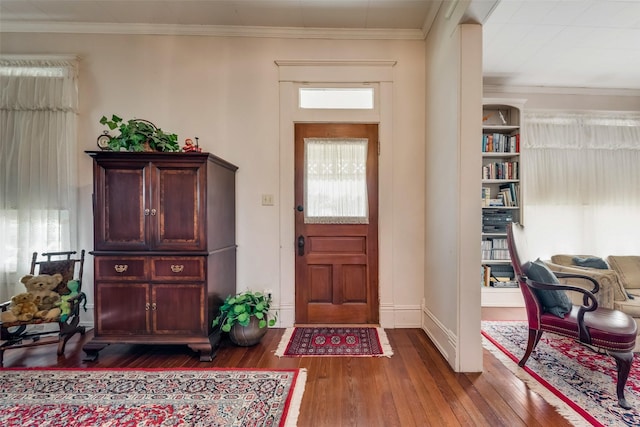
304;138;369;224
0;57;78;300
522;111;640;259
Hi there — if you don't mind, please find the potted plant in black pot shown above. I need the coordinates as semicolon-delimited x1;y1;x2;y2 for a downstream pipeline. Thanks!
212;290;277;346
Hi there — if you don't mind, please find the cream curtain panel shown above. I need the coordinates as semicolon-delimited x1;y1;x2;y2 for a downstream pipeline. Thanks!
0;57;78;300
304;138;369;224
522;111;640;258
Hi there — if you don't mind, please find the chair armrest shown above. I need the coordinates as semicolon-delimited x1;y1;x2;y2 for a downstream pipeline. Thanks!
0;300;10;311
553;271;600;305
524;276;597;343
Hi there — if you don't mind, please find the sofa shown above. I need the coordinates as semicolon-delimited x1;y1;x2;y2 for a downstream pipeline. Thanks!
545;255;640;351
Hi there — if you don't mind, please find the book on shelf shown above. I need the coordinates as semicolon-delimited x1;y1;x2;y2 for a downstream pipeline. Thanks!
482;161;519;180
482;187;490;206
482;133;520;153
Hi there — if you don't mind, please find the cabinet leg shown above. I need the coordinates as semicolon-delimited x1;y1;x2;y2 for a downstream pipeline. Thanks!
82;342;109;362
188;343;214;362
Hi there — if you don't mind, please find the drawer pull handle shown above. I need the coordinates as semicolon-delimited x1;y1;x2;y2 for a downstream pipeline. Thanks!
145;303;150;311
114;264;128;273
171;264;184;273
150;208;157;216
144;208;150;216
152;303;157;311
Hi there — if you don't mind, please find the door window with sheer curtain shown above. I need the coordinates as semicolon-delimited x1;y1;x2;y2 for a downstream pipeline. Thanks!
304;138;369;224
0;57;78;300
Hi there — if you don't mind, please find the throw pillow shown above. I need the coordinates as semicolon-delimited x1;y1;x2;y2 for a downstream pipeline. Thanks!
572;256;608;270
526;259;573;318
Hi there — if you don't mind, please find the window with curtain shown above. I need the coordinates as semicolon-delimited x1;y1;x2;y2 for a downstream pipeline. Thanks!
304;138;369;224
0;57;79;301
522;111;640;258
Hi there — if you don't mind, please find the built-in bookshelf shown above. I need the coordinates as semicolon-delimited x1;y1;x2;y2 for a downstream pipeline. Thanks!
481;99;526;307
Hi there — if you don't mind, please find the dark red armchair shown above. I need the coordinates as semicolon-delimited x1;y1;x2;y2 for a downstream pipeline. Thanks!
507;223;636;409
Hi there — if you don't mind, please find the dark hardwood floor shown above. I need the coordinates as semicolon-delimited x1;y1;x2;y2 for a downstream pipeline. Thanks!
2;321;571;426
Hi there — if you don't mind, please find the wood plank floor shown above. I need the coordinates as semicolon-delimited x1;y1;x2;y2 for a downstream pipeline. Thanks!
2;324;571;427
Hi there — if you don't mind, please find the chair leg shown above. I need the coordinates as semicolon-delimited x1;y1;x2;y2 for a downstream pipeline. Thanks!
518;329;543;367
610;351;633;410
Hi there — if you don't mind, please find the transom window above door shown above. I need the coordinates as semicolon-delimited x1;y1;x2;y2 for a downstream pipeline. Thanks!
299;87;375;110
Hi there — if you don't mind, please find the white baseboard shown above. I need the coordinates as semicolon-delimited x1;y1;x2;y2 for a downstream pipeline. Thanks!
421;303;457;368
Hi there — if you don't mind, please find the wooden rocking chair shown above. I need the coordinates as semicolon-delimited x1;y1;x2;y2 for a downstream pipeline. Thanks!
0;250;87;366
507;223;636;409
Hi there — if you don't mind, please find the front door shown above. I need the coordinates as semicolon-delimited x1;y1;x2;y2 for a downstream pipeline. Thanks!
294;123;379;324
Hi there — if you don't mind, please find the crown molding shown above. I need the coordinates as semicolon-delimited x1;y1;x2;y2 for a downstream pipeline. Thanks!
483;84;640;97
0;21;425;40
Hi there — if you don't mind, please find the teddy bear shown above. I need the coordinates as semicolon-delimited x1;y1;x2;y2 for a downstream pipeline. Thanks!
0;292;39;323
21;273;63;320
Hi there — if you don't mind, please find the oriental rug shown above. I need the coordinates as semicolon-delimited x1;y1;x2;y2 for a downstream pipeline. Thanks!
482;320;640;427
274;327;393;357
0;367;306;427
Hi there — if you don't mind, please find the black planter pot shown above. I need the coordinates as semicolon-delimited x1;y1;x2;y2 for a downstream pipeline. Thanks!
229;316;268;346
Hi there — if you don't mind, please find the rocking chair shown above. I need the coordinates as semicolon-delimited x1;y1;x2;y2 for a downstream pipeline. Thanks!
0;250;87;366
507;223;636;409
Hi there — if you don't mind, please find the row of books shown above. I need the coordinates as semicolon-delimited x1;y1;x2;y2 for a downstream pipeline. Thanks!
482;161;519;180
481;184;519;207
482;133;520;153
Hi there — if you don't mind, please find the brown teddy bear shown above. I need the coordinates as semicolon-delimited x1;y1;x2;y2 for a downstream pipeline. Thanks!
1;292;39;323
21;273;63;320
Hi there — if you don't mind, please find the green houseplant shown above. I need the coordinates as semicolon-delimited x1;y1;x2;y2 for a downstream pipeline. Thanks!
99;114;180;152
212;290;277;346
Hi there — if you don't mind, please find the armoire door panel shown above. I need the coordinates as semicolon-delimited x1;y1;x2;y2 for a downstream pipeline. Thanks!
153;164;205;250
96;283;149;335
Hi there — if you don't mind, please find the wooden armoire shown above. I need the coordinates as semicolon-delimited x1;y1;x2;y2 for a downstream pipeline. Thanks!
83;151;237;361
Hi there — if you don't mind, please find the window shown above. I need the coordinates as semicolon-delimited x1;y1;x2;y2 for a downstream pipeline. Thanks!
299;87;374;110
0;57;78;300
304;138;369;224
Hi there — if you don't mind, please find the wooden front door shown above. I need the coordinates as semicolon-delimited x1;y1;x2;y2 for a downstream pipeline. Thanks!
294;123;379;324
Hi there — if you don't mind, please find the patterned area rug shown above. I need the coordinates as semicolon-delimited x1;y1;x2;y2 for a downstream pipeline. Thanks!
274;327;393;357
482;320;640;427
0;368;306;427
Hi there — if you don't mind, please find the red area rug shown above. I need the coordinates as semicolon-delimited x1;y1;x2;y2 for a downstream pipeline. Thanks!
482;320;640;426
275;327;393;357
0;367;306;427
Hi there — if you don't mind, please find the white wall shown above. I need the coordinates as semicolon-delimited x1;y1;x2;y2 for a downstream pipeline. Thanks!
423;10;483;370
1;33;426;329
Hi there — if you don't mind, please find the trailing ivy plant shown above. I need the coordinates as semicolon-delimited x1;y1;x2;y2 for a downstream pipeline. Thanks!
99;114;180;152
212;291;277;332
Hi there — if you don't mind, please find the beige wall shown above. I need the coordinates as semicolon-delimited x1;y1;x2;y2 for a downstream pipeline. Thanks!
1;33;426;329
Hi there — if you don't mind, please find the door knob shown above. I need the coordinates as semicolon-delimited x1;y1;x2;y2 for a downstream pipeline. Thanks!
297;235;305;256
296;205;304;212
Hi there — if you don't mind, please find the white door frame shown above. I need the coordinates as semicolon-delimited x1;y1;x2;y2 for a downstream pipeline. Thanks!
276;60;396;328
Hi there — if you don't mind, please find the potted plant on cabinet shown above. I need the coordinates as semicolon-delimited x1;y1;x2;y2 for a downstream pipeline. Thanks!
99;114;180;152
212;290;277;346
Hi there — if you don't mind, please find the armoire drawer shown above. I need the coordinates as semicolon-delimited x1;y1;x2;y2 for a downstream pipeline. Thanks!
95;257;148;281
151;257;205;281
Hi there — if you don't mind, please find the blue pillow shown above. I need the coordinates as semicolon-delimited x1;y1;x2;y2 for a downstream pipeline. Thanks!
572;256;608;270
526;259;572;318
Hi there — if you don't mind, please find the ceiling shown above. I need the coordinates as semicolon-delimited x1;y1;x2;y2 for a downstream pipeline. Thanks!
1;0;639;91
